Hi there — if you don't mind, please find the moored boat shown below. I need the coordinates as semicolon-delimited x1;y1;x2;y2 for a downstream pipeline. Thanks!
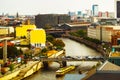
56;65;75;77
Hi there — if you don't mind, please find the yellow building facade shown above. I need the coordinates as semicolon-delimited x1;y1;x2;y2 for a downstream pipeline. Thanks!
30;29;46;47
16;25;36;38
16;25;46;47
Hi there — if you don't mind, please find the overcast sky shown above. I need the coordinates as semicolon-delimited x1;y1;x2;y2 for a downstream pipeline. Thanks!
0;0;114;15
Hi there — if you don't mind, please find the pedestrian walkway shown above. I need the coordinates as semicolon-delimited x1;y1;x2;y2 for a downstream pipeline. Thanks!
12;61;39;80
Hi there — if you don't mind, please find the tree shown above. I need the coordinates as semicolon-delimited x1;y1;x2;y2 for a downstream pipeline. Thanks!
77;30;87;37
46;35;54;42
0;46;23;59
69;30;87;37
0;48;3;59
41;48;48;53
44;24;52;29
52;39;65;49
7;46;23;58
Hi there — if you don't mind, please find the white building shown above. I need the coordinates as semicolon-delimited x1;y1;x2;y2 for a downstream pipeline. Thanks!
0;26;14;36
88;25;120;42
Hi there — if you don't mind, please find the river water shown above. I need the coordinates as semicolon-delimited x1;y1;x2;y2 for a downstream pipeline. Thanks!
23;38;102;80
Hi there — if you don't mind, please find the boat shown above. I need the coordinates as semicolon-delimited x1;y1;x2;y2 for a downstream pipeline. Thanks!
56;65;75;77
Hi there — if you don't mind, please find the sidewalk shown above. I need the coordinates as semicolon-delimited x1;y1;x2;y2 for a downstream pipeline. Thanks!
12;61;38;80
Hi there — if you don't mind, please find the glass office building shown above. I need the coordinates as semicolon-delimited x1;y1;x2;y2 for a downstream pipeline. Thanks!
92;4;99;16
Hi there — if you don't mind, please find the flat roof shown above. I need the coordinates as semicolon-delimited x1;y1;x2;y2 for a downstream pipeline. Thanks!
65;23;90;27
0;37;14;41
98;61;120;71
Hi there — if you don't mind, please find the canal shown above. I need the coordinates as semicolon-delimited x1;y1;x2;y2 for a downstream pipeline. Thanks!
23;38;102;80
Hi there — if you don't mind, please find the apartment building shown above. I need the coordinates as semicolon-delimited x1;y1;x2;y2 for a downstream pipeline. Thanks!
88;25;120;43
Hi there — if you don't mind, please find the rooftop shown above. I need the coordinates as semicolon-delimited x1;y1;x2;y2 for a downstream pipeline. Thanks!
85;61;120;80
64;74;86;80
98;61;120;71
65;23;90;27
86;72;120;80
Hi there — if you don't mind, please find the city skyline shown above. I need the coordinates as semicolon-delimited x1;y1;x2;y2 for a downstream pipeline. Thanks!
0;0;114;15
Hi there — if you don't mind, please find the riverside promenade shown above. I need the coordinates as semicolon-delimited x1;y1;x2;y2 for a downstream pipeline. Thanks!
0;61;42;80
12;61;41;80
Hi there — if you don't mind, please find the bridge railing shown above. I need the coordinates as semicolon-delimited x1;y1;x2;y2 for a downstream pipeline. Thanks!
39;56;105;62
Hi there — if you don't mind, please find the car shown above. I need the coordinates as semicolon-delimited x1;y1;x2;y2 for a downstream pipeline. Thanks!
65;56;72;60
87;56;94;60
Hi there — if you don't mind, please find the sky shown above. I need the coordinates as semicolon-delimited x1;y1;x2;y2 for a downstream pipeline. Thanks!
0;0;115;15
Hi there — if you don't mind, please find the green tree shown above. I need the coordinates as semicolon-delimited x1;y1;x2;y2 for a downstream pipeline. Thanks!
0;46;23;59
7;46;23;58
77;30;87;37
69;30;87;37
9;64;15;71
41;48;48;53
52;39;65;49
46;35;54;42
44;24;52;29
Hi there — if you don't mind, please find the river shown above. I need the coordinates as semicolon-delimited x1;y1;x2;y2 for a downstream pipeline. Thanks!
23;38;102;80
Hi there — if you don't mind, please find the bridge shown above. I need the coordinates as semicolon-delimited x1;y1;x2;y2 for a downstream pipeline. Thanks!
38;50;105;67
45;29;66;37
45;29;65;33
39;56;105;62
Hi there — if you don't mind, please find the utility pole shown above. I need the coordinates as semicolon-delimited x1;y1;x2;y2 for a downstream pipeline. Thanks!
3;39;7;65
0;37;14;65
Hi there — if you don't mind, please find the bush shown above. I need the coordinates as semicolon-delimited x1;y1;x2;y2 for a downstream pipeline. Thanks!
52;39;65;48
9;64;15;71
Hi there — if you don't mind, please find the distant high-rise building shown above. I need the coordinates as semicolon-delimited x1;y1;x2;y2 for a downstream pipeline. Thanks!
68;12;76;16
16;12;19;18
98;11;114;18
77;11;82;16
98;12;102;17
115;0;120;18
92;4;99;16
85;9;92;17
